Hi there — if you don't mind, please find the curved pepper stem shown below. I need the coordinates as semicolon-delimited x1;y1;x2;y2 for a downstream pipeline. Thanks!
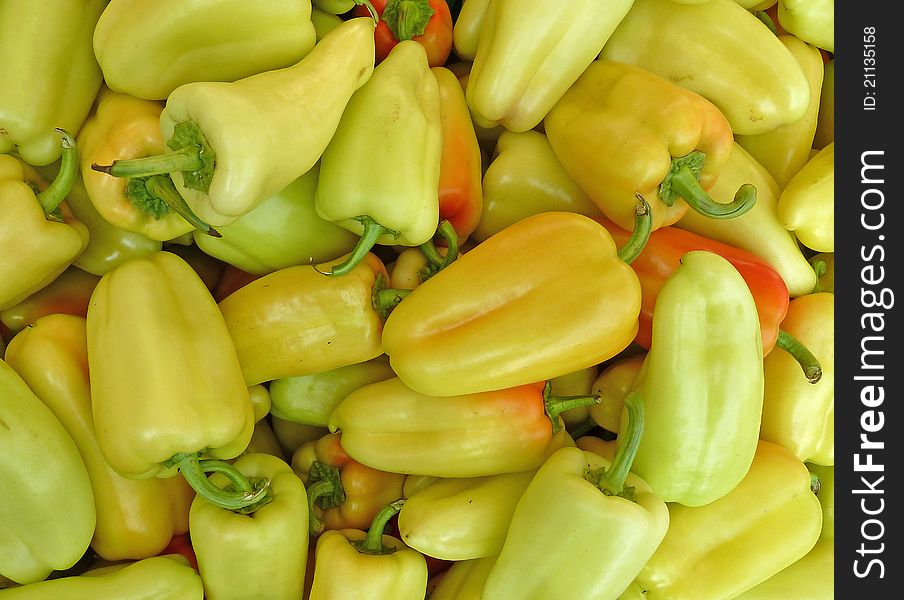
353;0;380;23
660;151;757;219
584;391;645;500
775;329;823;384
91;121;216;195
372;273;411;321
355;498;405;555
419;219;459;280
323;216;396;277
305;461;347;535
142;175;221;237
543;382;602;436
809;258;827;293
37;129;78;214
170;452;271;512
617;193;653;264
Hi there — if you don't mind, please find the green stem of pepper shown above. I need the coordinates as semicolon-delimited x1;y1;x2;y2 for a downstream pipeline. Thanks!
353;0;380;24
37;129;78;214
169;452;271;512
383;0;435;41
371;273;411;320
543;382;602;436
420;220;458;268
584;391;644;500
617;193;653;264
809;258;827;293
323;216;396;277
92;121;216;195
143;175;221;238
355;499;406;555
305;464;347;535
661;151;756;219
776;329;823;384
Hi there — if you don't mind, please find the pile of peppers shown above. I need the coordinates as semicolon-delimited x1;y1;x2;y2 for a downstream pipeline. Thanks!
1;0;835;598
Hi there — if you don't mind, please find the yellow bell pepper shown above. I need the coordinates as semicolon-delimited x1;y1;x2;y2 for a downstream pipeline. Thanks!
676;142;817;297
382;211;642;396
778;142;834;253
451;0;490;61
218;252;390;386
589;353;646;434
77;88;200;241
308;500;428;600
637;440;823;600
93;0;317;100
0;555;204;599
92;17;376;228
735;35;825;188
0;133;89;312
777;0;834;53
600;0;811;135
474;129;602;243
86;250;265;512
465;0;635;132
762;292;834;466
545;59;753;233
5;314;195;561
0;358;96;585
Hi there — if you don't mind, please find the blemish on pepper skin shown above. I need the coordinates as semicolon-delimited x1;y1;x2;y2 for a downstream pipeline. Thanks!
0;418;10;431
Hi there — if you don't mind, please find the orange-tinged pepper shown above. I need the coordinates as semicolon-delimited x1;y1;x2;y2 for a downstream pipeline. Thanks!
382;211;641;397
292;432;407;536
77;88;198;241
432;66;483;242
5;314;195;561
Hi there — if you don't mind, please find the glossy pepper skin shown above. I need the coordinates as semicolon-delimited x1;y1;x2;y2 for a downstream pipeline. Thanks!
432;66;484;242
190;453;310;600
86;250;255;479
545;60;741;232
192;164;358;276
474;130;602;243
95;17;376;228
465;0;635;132
315;40;442;274
218;252;389;386
93;0;317;100
5;314;196;561
735;35;825;189
0;554;204;600
0;358;96;585
397;470;535;560
269;356;396;427
733;538;833;600
778;142;834;253
329;378;580;478
676;142;817;297
382;211;641;397
624;251;763;507
600;0;811;136
637;441;823;600
762;292;834;466
77;88;196;241
308;501;429;600
451;0;490;61
292;432;407;536
0;148;89;312
482;423;669;600
355;0;454;67
0;0;107;166
429;556;495;600
599;217;790;354
777;0;833;53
